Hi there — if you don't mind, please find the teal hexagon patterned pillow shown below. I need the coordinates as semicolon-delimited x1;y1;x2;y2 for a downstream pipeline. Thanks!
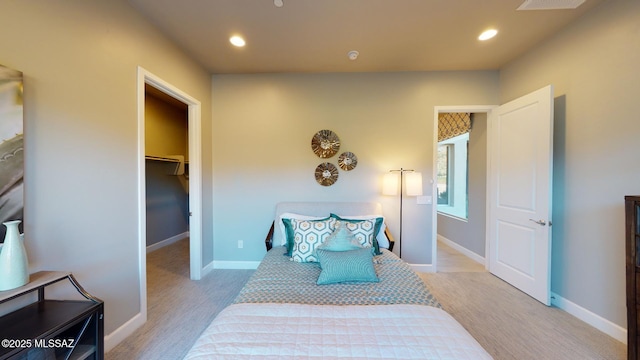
290;218;336;263
333;219;381;254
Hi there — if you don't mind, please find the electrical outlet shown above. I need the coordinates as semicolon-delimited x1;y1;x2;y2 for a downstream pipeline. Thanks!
238;240;244;249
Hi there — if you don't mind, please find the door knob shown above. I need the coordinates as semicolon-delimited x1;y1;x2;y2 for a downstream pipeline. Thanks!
529;219;546;226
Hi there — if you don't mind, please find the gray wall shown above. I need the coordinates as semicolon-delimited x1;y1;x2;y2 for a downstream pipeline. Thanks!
145;161;189;246
0;0;213;339
437;113;487;257
500;0;639;329
211;72;499;266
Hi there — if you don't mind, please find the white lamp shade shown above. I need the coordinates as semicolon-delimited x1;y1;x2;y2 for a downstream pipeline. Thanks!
382;173;399;195
405;172;423;196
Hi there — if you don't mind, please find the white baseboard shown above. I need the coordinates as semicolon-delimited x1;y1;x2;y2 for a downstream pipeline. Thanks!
435;235;625;344
104;311;146;352
213;260;260;270
146;232;189;253
213;260;432;272
437;234;485;265
200;260;215;277
107;232;188;351
551;292;627;344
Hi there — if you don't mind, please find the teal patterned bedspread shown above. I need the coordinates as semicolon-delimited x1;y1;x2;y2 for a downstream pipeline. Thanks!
233;247;441;308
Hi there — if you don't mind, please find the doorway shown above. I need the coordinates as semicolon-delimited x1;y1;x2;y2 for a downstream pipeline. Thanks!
432;86;554;305
431;106;494;272
137;67;203;324
144;85;189;254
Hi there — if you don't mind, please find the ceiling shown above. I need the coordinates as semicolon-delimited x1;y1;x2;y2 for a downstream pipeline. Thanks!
129;0;603;74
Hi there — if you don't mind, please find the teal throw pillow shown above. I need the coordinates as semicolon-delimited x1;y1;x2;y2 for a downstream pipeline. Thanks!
281;218;295;256
316;248;379;285
317;222;363;252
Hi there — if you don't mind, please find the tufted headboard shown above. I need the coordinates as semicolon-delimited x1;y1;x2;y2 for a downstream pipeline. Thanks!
265;201;393;251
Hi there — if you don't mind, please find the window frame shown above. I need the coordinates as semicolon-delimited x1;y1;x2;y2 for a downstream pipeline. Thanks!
437;133;468;219
437;144;452;206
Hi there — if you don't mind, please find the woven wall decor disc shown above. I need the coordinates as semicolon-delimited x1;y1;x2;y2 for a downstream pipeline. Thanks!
311;129;340;158
338;152;358;171
315;162;339;186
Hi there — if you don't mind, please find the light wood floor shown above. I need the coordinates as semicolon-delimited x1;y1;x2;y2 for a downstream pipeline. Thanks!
107;238;625;359
437;240;487;272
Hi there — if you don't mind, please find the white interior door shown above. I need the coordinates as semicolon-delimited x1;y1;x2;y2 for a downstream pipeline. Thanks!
488;85;553;305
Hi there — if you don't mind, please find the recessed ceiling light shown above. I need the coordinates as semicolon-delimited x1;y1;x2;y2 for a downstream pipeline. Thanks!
274;0;284;7
478;29;498;41
348;50;359;61
229;36;246;47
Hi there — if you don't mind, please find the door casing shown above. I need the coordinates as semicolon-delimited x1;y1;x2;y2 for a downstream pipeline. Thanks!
136;66;203;326
432;105;496;272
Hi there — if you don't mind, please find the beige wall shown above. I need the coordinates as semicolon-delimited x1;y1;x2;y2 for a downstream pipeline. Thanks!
500;0;640;329
211;71;499;266
0;0;213;341
145;94;188;159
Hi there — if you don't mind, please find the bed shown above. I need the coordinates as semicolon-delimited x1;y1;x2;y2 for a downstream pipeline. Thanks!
184;202;492;359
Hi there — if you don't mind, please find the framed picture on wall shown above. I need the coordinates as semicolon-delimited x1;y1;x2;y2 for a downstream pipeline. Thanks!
0;64;24;239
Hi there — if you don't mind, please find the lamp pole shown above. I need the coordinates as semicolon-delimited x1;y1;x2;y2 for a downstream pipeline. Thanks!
388;168;413;258
398;168;405;258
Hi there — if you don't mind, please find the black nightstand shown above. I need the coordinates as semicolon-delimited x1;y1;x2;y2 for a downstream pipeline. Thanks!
0;272;104;360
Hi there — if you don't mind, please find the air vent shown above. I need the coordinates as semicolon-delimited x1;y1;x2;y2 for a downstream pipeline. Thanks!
517;0;585;10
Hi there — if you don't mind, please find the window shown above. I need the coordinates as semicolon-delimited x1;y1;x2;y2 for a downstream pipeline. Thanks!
437;144;451;205
437;133;468;219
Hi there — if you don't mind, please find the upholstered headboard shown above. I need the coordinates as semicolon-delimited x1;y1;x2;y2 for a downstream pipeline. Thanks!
265;201;393;251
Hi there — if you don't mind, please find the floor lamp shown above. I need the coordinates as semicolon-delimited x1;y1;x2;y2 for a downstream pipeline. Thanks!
382;168;423;258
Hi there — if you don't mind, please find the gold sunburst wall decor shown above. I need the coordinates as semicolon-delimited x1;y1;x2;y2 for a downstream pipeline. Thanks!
315;162;339;186
311;129;340;158
338;151;357;171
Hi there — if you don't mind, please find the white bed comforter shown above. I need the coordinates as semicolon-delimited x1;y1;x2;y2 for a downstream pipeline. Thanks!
184;303;492;360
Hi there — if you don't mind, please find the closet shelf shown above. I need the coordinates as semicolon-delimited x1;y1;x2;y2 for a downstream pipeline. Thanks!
145;155;181;163
145;155;186;175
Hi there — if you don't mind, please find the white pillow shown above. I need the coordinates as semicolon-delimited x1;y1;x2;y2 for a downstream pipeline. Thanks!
278;212;328;246
330;214;389;249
